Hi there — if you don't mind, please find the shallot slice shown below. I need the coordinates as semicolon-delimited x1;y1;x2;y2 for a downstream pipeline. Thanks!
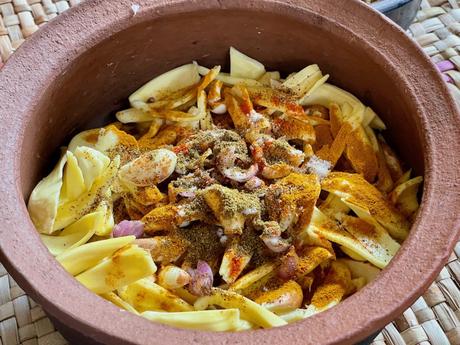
277;246;299;280
187;260;214;296
112;220;144;238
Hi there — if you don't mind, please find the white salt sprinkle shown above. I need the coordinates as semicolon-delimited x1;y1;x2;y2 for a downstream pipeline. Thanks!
242;208;258;215
249;109;264;123
306;155;332;180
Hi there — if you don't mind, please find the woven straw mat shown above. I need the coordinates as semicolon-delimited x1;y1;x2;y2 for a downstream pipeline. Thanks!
1;0;460;344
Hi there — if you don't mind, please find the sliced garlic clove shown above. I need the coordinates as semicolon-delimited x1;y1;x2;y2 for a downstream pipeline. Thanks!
118;149;177;187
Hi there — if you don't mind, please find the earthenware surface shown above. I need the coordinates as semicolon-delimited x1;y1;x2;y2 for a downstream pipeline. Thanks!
0;0;459;344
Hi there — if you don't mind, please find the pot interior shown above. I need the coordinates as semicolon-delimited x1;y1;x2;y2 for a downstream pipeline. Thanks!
20;8;424;198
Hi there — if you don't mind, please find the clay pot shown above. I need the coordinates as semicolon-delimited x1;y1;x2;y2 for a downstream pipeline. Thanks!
0;0;459;344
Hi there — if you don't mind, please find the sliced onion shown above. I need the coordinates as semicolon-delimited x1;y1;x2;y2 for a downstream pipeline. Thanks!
112;220;144;238
277;247;298;280
187;260;214;296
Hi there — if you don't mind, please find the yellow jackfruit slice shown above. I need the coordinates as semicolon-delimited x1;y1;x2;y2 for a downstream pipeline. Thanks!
194;288;287;328
229;263;275;293
321;172;410;240
305;261;351;314
301;83;365;123
230;46;266;79
308;208;398;269
338;259;381;284
129;63;200;109
53;156;119;231
76;245;157;294
100;292;139;314
28;153;67;234
282;64;322;97
93;197;114;236
68;128;100;152
40;210;103;256
198;65;262;86
56;236;135;275
142;309;241;331
279;308;315;323
390;176;423;217
60;151;85;202
116;108;153;123
73;146;111;190
118;278;193;312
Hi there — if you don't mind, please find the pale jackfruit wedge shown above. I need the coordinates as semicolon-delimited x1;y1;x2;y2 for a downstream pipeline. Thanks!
254;280;303;314
40;210;103;256
230;47;266;79
301;83;366;123
329;105;378;182
194;288;287;328
219;238;252;284
129;63;200;109
28;153;67;234
53;156;120;231
95;125;138;155
246;86;305;118
142;309;241;331
93;197;114;236
282;64;322;97
68;128;100;152
390;176;423;217
56;236;135;275
338;259;381;284
319;193;350;220
235;320;257;331
116;108;153;123
198;65;262;86
304;74;330;99
258;71;281;86
395;170;411;187
76;245;157;294
340;215;399;267
138;119;164;144
366;127;394;193
279;308;315;323
118;278;193;312
346;126;379;182
340;245;367;261
379;136;405;183
321;172;410;240
146;66;220;114
100;292;139;314
308;208;396;269
60;151;85;202
197;65;221;95
224;91;251;132
170;287;198;305
306;261;351;314
362;107;386;130
73;147;111;190
229;263;275;292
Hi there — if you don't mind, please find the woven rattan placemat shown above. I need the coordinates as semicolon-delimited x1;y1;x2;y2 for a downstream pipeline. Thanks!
1;1;460;344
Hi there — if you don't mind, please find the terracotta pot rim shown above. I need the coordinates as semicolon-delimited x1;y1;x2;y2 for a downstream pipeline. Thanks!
1;0;460;344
